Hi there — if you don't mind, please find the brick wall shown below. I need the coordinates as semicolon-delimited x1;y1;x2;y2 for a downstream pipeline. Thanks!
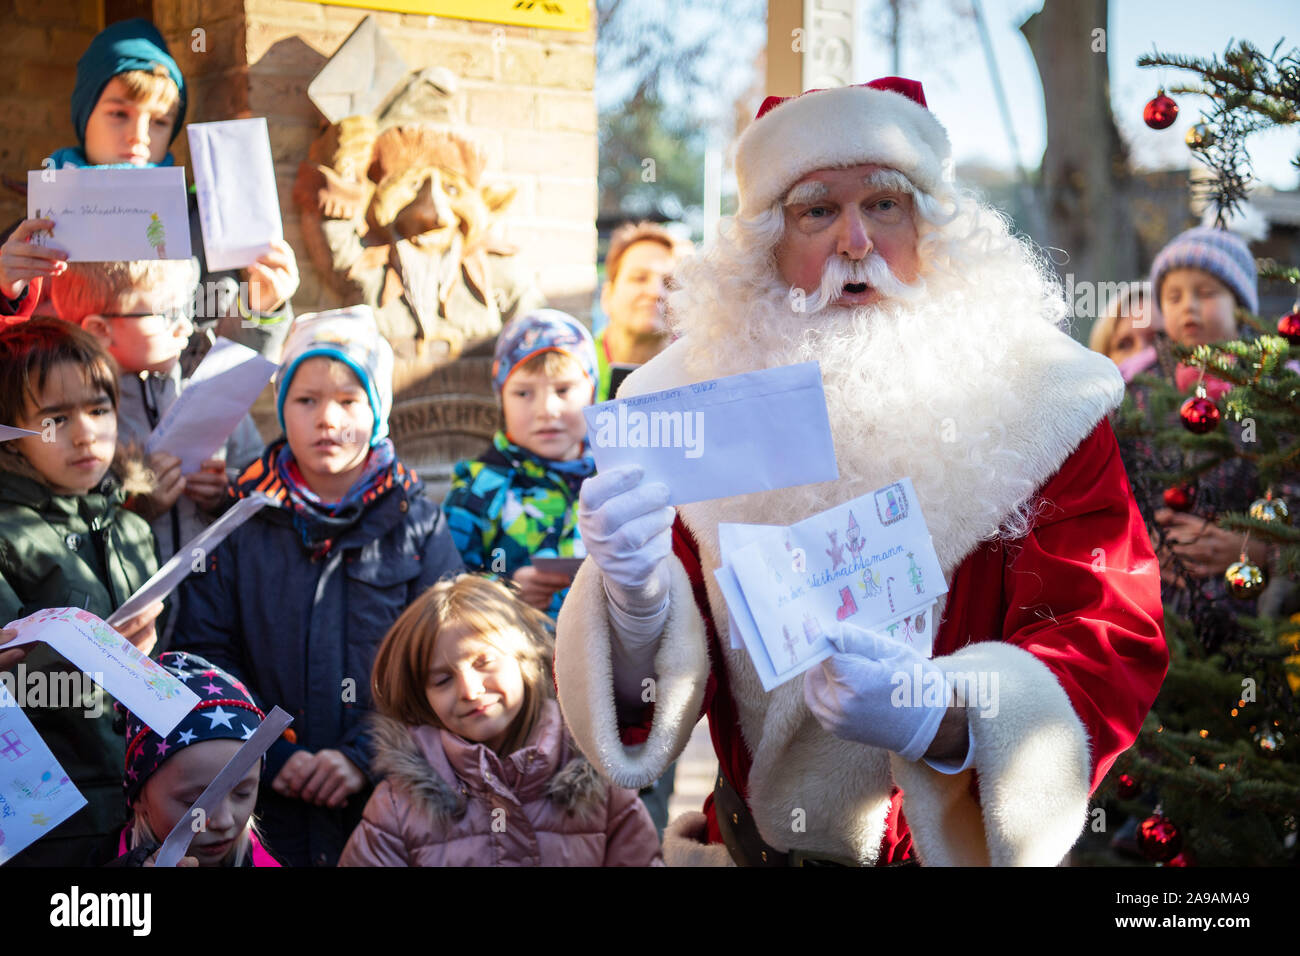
0;0;102;227
2;0;597;321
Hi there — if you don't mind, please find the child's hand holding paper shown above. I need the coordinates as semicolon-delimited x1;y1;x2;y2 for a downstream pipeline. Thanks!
0;217;68;298
181;457;230;512
243;238;299;313
113;601;166;656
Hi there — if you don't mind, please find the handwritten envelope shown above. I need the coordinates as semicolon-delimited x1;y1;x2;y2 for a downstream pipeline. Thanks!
715;479;949;690
145;337;278;474
582;361;838;505
3;608;200;737
27;167;191;261
0;682;87;865
188;118;283;271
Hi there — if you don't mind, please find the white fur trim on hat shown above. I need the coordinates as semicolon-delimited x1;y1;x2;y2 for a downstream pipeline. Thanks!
734;85;953;218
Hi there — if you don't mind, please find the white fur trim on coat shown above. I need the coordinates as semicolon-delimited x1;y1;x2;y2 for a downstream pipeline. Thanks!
662;812;736;867
554;555;710;791
889;641;1092;866
735;85;953;217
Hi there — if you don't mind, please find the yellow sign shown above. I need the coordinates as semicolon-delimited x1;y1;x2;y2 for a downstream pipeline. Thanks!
309;0;589;32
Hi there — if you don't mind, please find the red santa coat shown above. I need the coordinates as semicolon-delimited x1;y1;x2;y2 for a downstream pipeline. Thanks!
555;333;1167;866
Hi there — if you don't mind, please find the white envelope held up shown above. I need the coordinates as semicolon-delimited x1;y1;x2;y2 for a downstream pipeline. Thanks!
27;167;191;262
145;337;278;475
187;118;283;272
582;361;839;506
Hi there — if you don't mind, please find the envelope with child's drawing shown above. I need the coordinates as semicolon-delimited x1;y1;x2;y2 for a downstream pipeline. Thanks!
27;167;191;262
714;479;948;690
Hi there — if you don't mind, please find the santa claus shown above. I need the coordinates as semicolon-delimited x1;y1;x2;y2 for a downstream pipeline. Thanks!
555;78;1167;866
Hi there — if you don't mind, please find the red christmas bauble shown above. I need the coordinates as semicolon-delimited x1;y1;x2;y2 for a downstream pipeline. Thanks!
1162;484;1195;511
1180;395;1221;434
1138;814;1183;862
1143;93;1179;130
1278;309;1300;344
1117;773;1140;799
1165;850;1195;867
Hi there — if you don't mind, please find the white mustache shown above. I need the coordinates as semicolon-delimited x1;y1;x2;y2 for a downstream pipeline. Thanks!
805;253;924;313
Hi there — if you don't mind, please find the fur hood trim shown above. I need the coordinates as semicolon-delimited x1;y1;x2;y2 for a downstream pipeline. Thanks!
367;711;609;828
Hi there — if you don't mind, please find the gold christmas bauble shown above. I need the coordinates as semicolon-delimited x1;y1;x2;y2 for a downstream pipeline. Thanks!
1225;560;1266;599
1249;495;1291;524
1186;123;1215;149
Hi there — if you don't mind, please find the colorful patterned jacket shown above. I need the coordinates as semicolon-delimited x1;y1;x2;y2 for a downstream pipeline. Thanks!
442;431;596;617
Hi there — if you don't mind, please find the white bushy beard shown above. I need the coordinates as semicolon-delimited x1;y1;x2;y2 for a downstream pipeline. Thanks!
669;228;1068;574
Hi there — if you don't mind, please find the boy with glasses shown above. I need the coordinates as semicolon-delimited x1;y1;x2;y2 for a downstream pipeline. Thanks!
50;260;263;592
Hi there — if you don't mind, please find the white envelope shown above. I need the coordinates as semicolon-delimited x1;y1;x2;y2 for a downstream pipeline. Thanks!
187;118;283;272
583;361;838;505
27;167;191;262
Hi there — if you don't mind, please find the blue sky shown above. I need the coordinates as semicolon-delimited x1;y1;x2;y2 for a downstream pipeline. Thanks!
852;0;1298;189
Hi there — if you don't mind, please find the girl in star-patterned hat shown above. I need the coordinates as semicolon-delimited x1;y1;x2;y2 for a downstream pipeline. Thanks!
103;651;283;867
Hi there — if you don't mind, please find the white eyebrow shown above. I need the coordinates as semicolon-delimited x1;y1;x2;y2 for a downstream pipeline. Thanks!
862;169;915;194
783;181;828;206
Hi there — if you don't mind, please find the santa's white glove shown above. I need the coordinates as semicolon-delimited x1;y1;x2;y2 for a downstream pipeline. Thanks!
804;622;954;762
579;465;677;712
578;464;676;618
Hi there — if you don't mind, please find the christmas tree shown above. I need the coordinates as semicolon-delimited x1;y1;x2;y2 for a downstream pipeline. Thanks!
1095;39;1300;866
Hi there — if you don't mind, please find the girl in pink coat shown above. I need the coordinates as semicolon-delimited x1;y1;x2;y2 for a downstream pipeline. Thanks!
339;574;663;867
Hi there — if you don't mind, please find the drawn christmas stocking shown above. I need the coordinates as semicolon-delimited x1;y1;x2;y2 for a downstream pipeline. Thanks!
835;586;858;621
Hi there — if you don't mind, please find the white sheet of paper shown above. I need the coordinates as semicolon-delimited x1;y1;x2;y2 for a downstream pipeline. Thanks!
727;479;948;681
27;167;191;261
583;361;838;505
187;118;283;272
3;608;200;737
0;682;88;865
712;561;802;690
0;425;41;441
153;706;292;868
107;494;273;629
718;522;781;649
145;338;277;474
530;557;584;577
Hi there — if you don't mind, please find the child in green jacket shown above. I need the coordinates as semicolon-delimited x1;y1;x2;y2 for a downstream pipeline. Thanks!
443;310;599;617
0;319;162;865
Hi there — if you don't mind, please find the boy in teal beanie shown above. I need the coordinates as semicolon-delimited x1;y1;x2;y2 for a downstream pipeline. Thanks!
52;16;188;169
0;18;298;357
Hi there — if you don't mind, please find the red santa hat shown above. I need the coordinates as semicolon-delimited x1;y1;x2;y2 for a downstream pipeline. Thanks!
734;77;953;218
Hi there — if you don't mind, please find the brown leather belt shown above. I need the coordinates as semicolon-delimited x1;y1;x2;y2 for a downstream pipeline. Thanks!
713;769;869;867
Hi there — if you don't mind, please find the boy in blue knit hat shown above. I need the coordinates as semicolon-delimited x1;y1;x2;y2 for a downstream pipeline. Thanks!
0;18;297;358
443;309;599;617
171;306;463;867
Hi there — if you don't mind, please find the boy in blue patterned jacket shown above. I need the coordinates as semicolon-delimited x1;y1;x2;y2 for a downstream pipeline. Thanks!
443;310;598;617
